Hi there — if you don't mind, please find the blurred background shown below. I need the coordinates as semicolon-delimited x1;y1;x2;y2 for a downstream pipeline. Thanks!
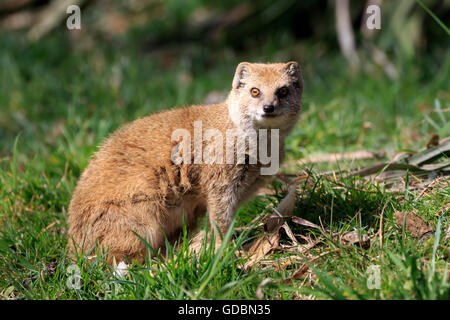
0;0;449;170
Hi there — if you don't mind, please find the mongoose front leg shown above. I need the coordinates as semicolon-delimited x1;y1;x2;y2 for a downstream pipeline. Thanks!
189;185;240;254
189;162;263;254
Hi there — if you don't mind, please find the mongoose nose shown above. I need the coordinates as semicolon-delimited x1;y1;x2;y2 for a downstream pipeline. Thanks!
263;105;275;113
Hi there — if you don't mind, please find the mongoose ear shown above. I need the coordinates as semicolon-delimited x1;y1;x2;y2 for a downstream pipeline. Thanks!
232;62;251;89
285;61;302;90
285;61;300;80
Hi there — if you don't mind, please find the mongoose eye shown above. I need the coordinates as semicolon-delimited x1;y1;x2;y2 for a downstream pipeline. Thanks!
277;86;289;97
250;88;260;98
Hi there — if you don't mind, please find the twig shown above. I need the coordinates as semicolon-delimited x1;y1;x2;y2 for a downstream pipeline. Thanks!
335;0;360;71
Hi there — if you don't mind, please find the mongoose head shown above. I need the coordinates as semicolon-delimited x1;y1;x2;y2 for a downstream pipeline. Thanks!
227;62;303;131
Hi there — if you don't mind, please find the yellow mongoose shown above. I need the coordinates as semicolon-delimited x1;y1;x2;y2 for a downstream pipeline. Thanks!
68;62;303;264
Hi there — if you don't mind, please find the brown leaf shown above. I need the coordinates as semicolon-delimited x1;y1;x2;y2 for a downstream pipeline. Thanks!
280;224;299;246
242;183;300;270
394;210;433;239
243;231;280;271
340;231;371;249
291;216;322;231
264;214;286;233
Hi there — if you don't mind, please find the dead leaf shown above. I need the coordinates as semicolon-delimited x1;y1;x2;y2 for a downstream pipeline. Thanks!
264;214;286;233
243;231;280;271
340;231;371;249
394;210;433;239
291;216;322;231
241;183;299;270
280;224;299;246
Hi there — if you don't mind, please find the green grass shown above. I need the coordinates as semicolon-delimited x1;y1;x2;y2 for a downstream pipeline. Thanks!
0;32;449;300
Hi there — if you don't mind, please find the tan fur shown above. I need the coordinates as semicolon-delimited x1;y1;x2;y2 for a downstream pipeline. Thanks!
67;62;303;264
